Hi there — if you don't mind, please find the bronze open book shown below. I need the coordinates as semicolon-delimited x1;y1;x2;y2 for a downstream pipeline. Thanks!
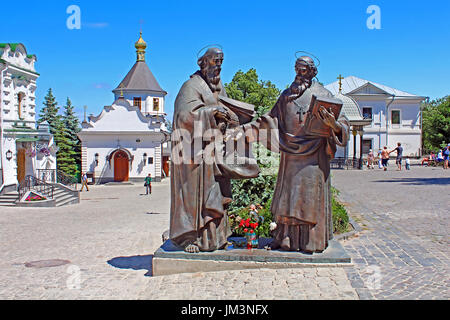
303;95;343;137
219;96;256;125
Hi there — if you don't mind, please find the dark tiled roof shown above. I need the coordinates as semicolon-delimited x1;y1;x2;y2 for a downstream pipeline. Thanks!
113;61;166;95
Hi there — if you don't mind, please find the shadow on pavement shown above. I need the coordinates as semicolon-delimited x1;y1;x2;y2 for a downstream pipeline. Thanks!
374;177;450;185
107;255;153;277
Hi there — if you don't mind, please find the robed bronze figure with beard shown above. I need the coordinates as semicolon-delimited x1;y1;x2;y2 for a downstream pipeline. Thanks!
169;48;259;253
244;56;350;252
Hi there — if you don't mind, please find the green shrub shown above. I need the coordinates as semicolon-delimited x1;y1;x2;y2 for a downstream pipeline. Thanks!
331;187;351;234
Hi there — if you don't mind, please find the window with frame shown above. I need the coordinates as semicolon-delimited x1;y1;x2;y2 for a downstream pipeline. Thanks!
362;107;373;120
153;98;160;112
391;110;401;125
18;93;25;119
133;97;142;111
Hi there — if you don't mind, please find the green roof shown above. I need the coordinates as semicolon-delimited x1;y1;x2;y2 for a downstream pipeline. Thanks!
16;137;39;142
0;43;36;60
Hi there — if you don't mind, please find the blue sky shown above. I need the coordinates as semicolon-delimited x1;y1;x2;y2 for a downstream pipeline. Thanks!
1;0;449;122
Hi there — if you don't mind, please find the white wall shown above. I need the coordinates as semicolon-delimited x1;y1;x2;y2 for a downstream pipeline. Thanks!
349;96;422;158
81;134;162;181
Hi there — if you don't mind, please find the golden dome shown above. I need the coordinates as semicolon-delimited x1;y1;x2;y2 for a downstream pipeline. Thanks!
135;32;147;50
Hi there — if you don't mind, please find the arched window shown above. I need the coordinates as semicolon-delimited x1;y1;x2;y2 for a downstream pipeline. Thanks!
153;98;159;112
18;93;25;119
133;97;142;111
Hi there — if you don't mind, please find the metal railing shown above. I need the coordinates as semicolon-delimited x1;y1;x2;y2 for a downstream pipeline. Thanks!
330;157;363;170
35;169;78;190
18;175;55;202
57;170;78;190
36;169;56;183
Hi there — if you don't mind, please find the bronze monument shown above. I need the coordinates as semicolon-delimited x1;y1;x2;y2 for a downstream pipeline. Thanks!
243;56;349;252
169;47;259;253
170;51;349;254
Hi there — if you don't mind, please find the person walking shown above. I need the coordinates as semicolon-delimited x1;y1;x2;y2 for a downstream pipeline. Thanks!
405;158;411;170
367;149;375;169
144;173;152;195
443;144;450;170
377;149;383;169
381;146;390;171
80;172;89;192
389;142;404;171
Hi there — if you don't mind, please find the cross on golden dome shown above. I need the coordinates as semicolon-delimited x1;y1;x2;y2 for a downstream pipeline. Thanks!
337;74;344;93
135;32;147;62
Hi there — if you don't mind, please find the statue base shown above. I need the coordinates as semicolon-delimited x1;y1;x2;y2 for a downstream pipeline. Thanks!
152;237;352;276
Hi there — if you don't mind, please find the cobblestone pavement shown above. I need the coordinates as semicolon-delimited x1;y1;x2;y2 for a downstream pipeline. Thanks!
0;164;448;300
332;164;450;300
0;180;357;300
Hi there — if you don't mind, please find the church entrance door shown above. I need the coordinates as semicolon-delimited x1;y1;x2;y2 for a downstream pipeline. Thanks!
114;150;129;182
162;156;170;177
17;148;26;184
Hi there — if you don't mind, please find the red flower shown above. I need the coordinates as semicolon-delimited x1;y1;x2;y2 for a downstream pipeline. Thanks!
250;229;254;234
239;220;244;227
244;228;248;233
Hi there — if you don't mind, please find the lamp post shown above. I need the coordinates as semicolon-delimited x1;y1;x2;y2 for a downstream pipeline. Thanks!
6;150;13;161
143;153;148;164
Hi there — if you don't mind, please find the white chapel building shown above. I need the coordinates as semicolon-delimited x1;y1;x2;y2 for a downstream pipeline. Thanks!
0;43;57;193
326;76;427;159
78;33;170;184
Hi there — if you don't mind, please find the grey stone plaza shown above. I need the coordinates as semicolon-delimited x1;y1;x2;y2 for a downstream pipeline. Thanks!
0;165;448;300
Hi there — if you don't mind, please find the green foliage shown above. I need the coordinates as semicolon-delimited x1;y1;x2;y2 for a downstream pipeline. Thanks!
331;187;351;234
62;98;81;175
38;88;59;130
422;95;450;153
38;90;79;177
224;68;281;118
224;68;280;217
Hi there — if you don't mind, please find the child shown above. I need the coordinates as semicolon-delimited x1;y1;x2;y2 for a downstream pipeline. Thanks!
405;158;411;170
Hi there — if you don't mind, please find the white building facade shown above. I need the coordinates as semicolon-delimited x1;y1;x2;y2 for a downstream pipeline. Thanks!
326;76;427;158
78;33;170;184
0;43;57;192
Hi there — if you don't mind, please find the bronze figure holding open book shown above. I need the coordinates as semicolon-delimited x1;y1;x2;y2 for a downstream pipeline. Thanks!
243;55;349;252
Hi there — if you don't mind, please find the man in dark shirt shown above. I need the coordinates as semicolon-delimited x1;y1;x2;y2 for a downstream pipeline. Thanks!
390;142;404;171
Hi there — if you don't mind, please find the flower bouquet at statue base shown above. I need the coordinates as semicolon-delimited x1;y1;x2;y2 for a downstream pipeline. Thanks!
235;204;262;249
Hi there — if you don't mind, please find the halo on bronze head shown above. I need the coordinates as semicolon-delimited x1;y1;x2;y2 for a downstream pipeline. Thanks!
295;51;320;67
197;44;224;59
295;51;319;80
197;45;224;69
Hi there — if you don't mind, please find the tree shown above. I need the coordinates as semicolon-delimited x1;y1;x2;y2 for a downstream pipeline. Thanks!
224;69;281;213
38;88;59;131
53;117;78;176
38;90;78;177
422;95;450;153
62;98;81;176
224;69;281;118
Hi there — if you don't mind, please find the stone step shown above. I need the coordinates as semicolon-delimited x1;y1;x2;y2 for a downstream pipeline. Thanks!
55;193;76;202
55;197;79;207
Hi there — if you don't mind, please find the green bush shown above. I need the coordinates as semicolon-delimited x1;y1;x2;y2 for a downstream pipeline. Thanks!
331;187;351;234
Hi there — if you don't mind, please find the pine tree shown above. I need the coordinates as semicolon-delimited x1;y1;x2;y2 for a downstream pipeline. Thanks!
38;89;78;177
62;98;81;176
38;88;59;132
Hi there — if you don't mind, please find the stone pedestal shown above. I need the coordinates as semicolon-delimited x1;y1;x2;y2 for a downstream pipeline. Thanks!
152;238;351;276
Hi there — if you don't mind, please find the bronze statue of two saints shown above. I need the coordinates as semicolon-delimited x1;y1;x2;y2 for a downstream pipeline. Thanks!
170;48;349;254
